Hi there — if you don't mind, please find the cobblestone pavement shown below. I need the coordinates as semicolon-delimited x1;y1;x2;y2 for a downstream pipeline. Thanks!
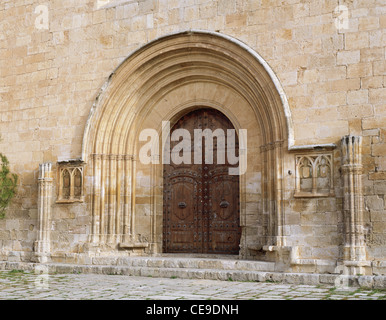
0;270;385;300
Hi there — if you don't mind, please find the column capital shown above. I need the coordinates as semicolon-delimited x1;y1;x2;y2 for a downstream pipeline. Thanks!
38;162;53;181
341;135;362;167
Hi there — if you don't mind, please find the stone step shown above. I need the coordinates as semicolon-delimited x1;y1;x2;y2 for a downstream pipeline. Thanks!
32;263;326;285
2;261;386;288
90;256;276;272
0;260;311;284
136;267;276;282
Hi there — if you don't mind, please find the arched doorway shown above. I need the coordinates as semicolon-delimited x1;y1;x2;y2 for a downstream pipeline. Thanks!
82;31;292;258
163;108;241;254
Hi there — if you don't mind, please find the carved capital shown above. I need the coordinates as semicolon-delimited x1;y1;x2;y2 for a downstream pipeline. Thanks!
124;154;135;161
38;163;53;182
92;153;103;161
341;135;362;167
260;140;283;153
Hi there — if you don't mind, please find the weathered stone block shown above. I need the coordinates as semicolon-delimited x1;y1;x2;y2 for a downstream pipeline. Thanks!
373;276;386;289
337;50;360;65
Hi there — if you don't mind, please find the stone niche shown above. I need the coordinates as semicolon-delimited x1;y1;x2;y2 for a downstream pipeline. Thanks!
56;160;85;203
294;152;334;197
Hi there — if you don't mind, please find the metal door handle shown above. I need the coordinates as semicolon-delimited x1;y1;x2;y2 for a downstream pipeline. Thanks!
220;200;229;208
178;202;187;209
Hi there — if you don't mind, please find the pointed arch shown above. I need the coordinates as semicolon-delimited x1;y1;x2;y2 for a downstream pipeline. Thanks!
82;30;292;252
82;30;293;160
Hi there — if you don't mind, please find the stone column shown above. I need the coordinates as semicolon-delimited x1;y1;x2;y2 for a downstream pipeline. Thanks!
34;163;53;263
341;135;369;274
261;141;285;248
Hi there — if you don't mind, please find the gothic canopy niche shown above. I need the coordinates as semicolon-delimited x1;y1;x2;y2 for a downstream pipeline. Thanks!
81;30;293;250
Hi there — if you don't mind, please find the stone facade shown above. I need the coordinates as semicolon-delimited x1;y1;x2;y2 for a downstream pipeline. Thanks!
0;0;385;275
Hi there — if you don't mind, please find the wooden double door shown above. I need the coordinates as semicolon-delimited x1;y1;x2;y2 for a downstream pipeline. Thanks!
163;108;241;254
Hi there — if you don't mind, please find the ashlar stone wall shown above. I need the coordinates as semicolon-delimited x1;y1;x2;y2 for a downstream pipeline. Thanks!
0;0;385;274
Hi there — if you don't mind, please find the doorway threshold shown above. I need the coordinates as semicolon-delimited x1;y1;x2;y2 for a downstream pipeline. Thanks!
154;253;241;260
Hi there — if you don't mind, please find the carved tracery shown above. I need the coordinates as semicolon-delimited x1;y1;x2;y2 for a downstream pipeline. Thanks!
295;153;334;197
57;161;84;203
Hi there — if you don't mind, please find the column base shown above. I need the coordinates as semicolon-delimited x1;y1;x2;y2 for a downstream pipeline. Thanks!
339;260;372;276
33;240;51;263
